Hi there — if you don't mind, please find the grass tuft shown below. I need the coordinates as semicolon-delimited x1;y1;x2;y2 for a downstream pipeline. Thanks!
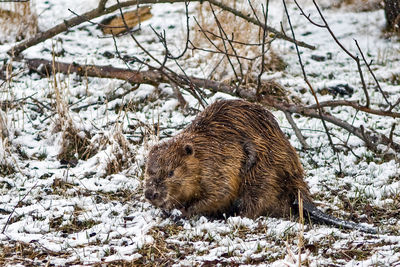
57;121;95;163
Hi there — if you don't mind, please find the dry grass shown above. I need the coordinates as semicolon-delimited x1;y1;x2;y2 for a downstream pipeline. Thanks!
49;62;96;164
192;0;286;84
0;0;38;44
326;0;383;11
49;214;99;235
47;51;135;172
105;123;135;176
0;111;16;176
0;240;68;266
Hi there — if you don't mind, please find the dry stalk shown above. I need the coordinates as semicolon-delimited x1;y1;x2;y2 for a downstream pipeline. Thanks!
0;110;8;139
87;122;135;177
106;123;135;176
297;190;304;267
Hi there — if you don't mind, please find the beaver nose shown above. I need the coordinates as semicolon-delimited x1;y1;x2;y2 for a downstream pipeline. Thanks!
145;189;159;201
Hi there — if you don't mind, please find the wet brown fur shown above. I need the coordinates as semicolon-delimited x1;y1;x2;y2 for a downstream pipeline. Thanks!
144;99;312;219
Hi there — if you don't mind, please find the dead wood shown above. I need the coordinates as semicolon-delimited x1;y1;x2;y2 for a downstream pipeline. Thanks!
100;6;152;35
24;57;400;154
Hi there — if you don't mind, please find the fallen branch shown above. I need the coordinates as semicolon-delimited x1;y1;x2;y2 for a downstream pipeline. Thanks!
24;57;400;154
27;58;164;86
2;181;39;234
309;100;400;118
8;0;314;57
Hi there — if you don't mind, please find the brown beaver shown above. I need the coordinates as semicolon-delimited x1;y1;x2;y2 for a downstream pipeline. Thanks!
144;99;376;233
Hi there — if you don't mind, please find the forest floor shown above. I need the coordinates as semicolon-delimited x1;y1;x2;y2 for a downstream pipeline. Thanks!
0;0;400;266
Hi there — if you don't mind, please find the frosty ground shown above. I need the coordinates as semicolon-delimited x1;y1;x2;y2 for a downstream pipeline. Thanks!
0;0;399;266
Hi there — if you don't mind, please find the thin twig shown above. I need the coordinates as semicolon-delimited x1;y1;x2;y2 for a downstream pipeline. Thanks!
209;3;242;84
2;181;39;234
308;100;400;118
282;0;341;172
354;39;391;107
284;111;310;150
293;0;370;107
257;0;269;96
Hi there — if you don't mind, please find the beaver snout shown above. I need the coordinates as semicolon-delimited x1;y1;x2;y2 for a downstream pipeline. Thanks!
144;188;159;201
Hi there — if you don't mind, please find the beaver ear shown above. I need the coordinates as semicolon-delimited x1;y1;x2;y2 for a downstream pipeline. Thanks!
184;144;194;156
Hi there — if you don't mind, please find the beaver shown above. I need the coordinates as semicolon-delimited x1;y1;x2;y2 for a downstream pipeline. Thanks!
144;99;376;233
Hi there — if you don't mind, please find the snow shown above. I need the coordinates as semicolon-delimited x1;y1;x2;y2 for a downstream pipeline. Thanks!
1;0;400;266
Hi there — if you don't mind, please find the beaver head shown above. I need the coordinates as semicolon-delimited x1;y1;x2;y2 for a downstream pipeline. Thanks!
144;135;201;211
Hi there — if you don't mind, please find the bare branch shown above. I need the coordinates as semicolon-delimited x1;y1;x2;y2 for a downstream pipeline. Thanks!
293;0;370;107
98;0;108;11
308;100;400;118
209;3;242;84
284;111;310;150
354;39;391;108
257;0;270;96
23;57;400;154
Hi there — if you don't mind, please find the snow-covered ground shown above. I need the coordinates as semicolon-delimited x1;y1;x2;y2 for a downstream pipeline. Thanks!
0;0;399;266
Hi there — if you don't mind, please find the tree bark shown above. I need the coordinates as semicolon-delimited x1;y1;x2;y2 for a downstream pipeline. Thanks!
384;0;400;31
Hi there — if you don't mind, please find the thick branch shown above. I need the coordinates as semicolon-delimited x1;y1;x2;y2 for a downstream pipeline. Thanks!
24;57;400;153
26;58;164;86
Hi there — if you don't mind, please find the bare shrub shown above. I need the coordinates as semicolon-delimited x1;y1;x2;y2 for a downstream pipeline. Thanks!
192;0;285;84
105;127;135;176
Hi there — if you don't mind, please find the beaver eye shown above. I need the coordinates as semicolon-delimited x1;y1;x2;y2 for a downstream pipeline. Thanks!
167;170;174;177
